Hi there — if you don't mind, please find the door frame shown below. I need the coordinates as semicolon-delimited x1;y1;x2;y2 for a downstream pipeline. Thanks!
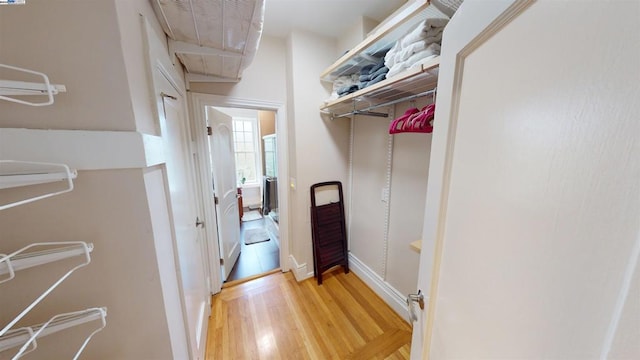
189;92;290;294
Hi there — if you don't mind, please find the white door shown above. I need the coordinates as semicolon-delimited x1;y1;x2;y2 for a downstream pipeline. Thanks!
160;77;209;359
207;107;241;281
411;0;640;358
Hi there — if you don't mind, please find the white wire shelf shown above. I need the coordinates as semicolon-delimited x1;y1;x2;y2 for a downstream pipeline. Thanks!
0;242;94;337
321;0;432;81
0;307;107;360
0;160;77;210
321;56;440;117
0;64;66;106
319;0;441;118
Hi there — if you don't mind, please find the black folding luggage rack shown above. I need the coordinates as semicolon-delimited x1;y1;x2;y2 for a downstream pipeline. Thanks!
310;181;349;285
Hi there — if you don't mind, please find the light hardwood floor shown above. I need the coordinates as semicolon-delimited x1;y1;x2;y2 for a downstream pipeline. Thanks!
207;270;412;359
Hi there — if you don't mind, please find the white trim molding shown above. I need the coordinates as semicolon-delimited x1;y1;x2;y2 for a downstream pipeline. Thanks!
288;254;313;282
0;128;163;170
348;253;411;320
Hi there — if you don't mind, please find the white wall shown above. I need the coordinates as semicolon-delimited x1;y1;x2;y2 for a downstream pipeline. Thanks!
189;35;288;105
336;17;379;58
286;29;350;278
350;116;389;275
349;98;432;298
0;0;134;131
386;101;431;296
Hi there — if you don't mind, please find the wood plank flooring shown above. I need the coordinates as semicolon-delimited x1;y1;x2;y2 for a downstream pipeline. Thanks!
206;270;412;359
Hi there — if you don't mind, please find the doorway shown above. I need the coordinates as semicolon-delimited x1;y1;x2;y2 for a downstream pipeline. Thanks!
209;107;280;283
189;93;290;295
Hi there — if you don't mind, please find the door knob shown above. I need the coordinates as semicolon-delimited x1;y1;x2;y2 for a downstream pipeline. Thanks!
407;290;424;310
407;290;424;323
195;217;205;228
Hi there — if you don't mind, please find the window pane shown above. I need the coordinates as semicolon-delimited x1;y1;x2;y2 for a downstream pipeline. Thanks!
230;118;260;185
244;153;256;182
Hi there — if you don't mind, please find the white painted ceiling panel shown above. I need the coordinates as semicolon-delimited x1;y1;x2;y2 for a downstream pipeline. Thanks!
152;0;265;81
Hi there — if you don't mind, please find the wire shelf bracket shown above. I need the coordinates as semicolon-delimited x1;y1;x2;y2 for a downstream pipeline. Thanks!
0;242;94;337
0;160;77;211
0;64;66;107
0;307;107;360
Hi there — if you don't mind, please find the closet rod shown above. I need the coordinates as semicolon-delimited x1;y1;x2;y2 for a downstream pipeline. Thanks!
332;87;437;119
0;307;107;359
349;110;389;118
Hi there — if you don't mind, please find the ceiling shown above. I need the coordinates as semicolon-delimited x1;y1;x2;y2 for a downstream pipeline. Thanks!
262;0;407;38
150;0;406;82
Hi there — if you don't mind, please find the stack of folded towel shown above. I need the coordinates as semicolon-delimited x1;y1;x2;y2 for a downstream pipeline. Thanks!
331;58;390;99
358;58;389;89
325;73;360;103
385;5;449;78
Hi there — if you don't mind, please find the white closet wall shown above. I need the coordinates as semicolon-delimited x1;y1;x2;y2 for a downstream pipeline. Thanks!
386;101;432;296
350;116;389;276
336;17;380;59
286;30;351;279
349;98;431;300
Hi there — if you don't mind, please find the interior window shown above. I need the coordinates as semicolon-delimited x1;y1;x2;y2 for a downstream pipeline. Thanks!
232;117;259;185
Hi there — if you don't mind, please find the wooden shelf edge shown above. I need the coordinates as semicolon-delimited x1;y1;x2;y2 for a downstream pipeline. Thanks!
410;240;422;253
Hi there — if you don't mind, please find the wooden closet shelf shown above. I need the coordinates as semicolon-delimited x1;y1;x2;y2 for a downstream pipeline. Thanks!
320;56;439;117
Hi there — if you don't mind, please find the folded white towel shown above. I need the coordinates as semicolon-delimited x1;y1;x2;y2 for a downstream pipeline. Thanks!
384;41;402;68
400;5;449;47
404;43;441;68
386;43;441;79
393;34;443;64
401;21;447;47
386;62;407;79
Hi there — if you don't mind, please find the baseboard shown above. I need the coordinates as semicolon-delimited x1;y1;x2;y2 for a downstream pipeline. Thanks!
348;253;409;320
288;254;314;282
